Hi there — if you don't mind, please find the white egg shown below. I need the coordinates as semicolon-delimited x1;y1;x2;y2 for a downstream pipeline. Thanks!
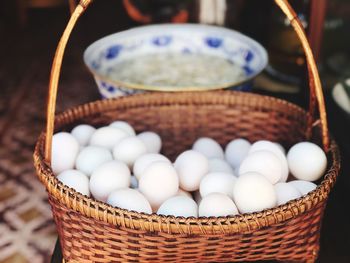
139;161;179;210
130;175;138;189
225;138;251;169
199;193;239;217
57;169;90;196
71;124;96;146
133;153;171;180
113;136;147;168
109;121;136;136
208;158;235;174
52;132;80;175
107;188;152;214
89;160;131;202
174;150;209;191
239;150;282;184
90;126;128;150
192;137;224;159
250;140;284;154
274;142;286;155
200;172;237;199
288;180;317;196
75;146;113;176
287;142;327;182
176;188;193;199
137;131;162;153
233;172;277;214
274;182;301;205
157;196;198;217
249;140;289;182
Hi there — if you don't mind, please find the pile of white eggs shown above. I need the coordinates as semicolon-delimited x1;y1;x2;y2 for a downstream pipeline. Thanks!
52;121;328;218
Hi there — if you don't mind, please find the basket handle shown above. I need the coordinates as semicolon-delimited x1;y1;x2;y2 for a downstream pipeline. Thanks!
44;0;330;162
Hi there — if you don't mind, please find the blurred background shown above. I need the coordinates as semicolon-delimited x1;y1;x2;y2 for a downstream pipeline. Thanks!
0;0;349;262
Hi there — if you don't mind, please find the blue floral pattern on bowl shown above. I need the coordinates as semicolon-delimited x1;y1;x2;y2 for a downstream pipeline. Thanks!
97;79;144;98
84;24;268;98
205;37;223;48
105;44;123;59
152;35;172;46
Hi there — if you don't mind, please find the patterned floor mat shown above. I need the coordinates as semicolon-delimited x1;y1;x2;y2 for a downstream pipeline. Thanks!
0;9;101;262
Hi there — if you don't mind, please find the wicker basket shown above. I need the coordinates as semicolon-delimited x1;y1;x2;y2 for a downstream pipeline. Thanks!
33;0;340;262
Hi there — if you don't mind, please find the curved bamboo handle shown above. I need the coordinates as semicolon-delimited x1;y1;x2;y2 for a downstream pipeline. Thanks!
44;0;329;162
274;0;329;151
45;0;92;161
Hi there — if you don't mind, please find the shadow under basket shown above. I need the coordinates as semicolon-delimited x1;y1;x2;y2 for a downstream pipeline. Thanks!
34;91;340;262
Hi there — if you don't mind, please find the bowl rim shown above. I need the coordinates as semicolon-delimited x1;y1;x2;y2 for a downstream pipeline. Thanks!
83;23;269;92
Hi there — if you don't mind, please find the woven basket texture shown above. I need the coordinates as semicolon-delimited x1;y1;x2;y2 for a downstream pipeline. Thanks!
34;91;340;263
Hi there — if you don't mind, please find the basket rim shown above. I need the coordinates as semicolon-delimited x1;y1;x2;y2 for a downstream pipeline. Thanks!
33;91;341;235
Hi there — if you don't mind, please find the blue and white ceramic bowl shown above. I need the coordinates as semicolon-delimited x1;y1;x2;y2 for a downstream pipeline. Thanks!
84;24;268;98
